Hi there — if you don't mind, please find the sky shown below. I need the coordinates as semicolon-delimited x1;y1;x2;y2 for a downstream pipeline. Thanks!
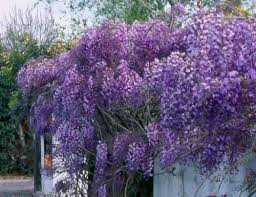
0;0;34;21
0;0;95;37
0;0;254;33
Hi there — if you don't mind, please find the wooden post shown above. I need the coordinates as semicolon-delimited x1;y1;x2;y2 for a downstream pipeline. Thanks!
34;134;41;192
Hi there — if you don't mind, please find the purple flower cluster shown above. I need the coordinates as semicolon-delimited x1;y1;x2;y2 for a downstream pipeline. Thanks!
17;57;66;97
101;60;143;107
98;184;106;197
76;22;129;67
149;10;256;171
126;142;153;177
17;7;256;195
93;142;108;189
173;3;186;15
129;20;173;73
144;58;165;92
146;122;162;146
75;20;174;74
112;134;131;164
29;95;53;135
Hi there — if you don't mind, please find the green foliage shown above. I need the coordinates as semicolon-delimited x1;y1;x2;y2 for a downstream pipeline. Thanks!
106;0;224;23
0;68;16;173
0;36;41;174
95;0;167;23
38;0;256;25
37;0;224;24
0;7;73;174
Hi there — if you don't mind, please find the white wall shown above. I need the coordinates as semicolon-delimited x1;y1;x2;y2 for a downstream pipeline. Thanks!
154;155;256;197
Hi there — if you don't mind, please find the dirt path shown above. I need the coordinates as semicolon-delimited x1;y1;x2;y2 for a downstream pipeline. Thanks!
0;178;33;197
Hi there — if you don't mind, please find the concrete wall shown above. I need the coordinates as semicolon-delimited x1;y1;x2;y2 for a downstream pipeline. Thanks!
154;156;256;197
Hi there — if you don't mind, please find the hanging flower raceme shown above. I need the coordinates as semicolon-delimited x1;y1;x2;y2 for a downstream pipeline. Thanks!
17;7;256;196
93;142;108;190
101;60;143;108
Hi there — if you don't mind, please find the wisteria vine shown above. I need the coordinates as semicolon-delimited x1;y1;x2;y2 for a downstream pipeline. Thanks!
17;7;256;196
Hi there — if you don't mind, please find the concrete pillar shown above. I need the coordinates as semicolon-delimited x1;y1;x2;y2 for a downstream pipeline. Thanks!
40;135;53;195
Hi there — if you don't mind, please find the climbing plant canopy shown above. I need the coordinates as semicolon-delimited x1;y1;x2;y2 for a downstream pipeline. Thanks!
18;6;256;197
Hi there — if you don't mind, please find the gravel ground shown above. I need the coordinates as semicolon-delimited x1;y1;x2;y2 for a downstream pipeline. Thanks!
0;178;33;197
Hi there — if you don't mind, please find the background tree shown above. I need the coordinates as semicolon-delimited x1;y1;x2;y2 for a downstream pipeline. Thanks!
0;7;72;174
37;0;247;24
37;0;224;24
